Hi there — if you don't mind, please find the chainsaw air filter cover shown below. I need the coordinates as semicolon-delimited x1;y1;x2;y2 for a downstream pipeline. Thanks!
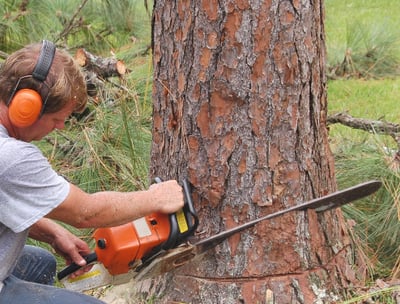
93;212;171;275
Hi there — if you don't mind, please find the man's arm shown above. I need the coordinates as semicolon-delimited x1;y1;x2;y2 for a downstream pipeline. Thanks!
46;180;184;229
29;218;92;267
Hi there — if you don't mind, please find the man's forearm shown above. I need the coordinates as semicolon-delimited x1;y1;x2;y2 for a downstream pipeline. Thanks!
28;218;63;244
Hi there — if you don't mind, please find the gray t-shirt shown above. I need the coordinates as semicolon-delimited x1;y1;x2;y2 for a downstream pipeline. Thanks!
0;125;70;290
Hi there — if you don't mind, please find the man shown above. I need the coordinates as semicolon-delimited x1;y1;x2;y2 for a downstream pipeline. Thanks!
0;41;184;303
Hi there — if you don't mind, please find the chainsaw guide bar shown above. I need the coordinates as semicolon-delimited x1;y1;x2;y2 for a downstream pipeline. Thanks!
59;179;381;291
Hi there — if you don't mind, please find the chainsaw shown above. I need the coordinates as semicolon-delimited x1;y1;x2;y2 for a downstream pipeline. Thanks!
58;179;382;292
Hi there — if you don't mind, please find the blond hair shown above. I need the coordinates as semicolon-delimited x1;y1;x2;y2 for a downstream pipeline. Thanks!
0;42;87;114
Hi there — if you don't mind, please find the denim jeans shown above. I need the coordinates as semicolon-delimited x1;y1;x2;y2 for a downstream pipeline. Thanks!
12;245;57;285
0;245;105;304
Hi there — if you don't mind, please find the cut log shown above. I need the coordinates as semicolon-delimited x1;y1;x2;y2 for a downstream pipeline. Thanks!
75;48;127;79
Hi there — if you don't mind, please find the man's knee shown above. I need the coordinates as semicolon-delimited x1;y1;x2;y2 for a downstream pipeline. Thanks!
12;245;56;285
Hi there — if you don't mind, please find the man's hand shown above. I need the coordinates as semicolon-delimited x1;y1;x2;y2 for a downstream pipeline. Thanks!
30;218;93;278
148;180;185;214
51;228;93;278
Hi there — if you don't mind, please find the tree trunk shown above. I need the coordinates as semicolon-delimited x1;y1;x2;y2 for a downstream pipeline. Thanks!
139;1;363;303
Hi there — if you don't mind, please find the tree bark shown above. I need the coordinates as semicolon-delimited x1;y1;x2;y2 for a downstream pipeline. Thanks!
139;1;363;303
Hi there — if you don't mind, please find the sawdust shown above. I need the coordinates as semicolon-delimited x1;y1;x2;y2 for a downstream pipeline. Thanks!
97;282;140;304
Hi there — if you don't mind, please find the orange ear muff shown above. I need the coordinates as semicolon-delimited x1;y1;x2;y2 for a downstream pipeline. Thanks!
8;88;43;127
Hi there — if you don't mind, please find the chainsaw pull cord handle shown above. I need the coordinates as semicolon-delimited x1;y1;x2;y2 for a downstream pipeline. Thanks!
57;252;98;281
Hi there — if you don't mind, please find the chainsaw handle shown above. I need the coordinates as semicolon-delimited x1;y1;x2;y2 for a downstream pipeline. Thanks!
182;179;197;221
154;177;197;220
164;178;199;248
57;252;97;281
182;179;199;235
152;177;199;249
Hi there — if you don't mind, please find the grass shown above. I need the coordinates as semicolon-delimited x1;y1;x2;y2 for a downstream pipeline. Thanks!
326;0;400;153
325;0;400;76
327;78;400;153
325;0;400;40
326;0;400;302
328;79;400;120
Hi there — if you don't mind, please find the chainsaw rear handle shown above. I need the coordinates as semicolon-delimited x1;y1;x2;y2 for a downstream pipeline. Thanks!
57;252;98;281
153;178;197;225
153;177;199;249
180;179;199;238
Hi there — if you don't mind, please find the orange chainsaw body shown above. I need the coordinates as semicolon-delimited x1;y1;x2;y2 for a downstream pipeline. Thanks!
93;212;171;275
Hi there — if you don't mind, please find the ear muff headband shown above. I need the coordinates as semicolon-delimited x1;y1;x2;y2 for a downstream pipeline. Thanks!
32;40;56;81
7;40;56;127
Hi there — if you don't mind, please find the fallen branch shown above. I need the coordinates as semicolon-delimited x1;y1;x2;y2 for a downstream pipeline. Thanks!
327;111;400;151
74;48;129;103
75;48;127;79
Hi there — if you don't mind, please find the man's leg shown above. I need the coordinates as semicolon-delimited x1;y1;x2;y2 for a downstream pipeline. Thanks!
0;276;105;304
12;245;56;285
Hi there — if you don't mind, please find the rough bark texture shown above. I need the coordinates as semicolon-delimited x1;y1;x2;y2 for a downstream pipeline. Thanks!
140;0;362;303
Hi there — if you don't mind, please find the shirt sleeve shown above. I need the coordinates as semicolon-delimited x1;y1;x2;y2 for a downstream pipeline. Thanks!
0;140;70;233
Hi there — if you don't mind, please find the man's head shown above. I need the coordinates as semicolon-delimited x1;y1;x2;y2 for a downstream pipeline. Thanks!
0;41;87;128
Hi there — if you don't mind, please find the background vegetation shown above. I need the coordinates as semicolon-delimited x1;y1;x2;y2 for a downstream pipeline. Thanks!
1;0;400;302
326;0;400;302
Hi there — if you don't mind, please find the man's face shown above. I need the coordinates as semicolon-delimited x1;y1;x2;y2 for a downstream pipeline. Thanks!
17;101;76;142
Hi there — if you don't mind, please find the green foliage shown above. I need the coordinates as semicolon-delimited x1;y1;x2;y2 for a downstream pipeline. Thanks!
341;285;400;304
334;138;400;276
327;0;400;301
0;0;152;54
329;21;400;79
46;79;153;193
328;78;400;122
325;0;400;79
